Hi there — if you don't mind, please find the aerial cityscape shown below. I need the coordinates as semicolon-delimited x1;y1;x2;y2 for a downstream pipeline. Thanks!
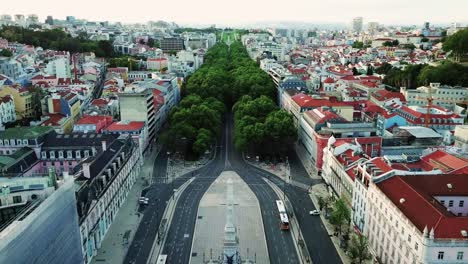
0;2;467;264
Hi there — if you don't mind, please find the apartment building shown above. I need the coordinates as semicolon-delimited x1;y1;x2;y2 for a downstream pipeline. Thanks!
322;137;367;205
366;174;468;264
119;88;156;141
0;176;83;264
74;135;141;264
160;37;185;52
0;85;33;119
0;95;16;126
401;83;468;109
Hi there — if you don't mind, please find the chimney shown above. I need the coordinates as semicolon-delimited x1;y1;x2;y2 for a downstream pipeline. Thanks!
83;163;91;178
102;140;107;151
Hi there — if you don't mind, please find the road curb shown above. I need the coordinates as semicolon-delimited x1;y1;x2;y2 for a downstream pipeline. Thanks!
308;192;351;264
146;177;196;264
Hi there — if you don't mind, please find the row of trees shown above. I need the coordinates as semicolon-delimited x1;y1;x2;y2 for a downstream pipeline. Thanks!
185;42;277;106
228;42;296;157
442;28;468;62
380;61;468;89
162;43;232;158
165;41;295;158
162;95;225;158
378;29;468;89
318;197;372;264
0;26;115;57
233;95;297;156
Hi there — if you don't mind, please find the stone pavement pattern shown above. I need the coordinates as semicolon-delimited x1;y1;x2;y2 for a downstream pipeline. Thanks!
189;171;269;264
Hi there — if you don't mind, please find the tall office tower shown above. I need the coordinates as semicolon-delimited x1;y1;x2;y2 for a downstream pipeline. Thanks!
46;15;54;25
353;17;363;33
423;22;430;30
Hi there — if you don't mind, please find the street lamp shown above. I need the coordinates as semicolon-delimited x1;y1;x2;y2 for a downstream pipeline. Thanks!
166;151;171;184
180;137;187;167
283;156;289;200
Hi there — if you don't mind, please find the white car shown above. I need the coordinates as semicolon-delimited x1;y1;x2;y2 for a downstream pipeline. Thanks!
139;197;149;205
309;210;320;216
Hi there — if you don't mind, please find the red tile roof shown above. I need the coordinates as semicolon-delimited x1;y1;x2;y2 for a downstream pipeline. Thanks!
377;174;468;239
421;150;468;173
75;115;112;125
0;95;13;104
291;94;350;108
42;113;68;126
324;77;335;84
91;98;109;106
370;157;393;173
305;108;346;124
371;90;406;102
105;121;145;132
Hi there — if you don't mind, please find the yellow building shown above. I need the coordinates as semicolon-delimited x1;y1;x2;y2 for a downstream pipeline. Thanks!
0;85;33;119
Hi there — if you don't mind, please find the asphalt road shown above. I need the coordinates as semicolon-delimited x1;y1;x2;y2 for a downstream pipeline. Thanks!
123;151;188;264
160;115;299;263
244;152;343;263
124;114;341;264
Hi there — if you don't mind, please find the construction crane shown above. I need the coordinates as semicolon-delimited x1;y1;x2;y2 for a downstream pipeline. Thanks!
416;86;468;128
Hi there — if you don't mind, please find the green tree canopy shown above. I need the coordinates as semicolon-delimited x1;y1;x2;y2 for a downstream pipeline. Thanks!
352;41;364;49
329;198;351;235
443;28;468;62
0;49;13;57
348;234;372;264
0;26;115;57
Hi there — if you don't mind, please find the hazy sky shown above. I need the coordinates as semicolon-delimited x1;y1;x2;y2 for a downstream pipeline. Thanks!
3;0;468;26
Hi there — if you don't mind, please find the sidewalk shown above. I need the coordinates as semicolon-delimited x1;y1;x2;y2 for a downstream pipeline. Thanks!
309;186;351;264
166;155;209;181
91;146;161;264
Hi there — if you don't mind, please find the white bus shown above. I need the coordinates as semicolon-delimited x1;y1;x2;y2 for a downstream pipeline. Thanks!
275;200;290;230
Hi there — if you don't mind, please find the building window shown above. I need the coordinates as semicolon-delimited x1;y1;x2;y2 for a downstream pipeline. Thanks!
449;200;454;207
457;252;464;260
438;252;444;260
50;151;55;159
440;200;445;205
408;234;411;242
13;196;22;203
16;139;22;145
58;151;64;159
414;243;418;251
67;151;73;159
76;150;81;159
41;151;47;159
23;139;28;145
84;150;89;158
460;201;464;207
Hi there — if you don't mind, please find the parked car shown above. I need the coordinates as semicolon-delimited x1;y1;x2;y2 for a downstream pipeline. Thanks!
139;197;149;205
309;209;320;216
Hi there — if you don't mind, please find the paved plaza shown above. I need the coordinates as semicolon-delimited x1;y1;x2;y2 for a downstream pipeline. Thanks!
189;171;270;264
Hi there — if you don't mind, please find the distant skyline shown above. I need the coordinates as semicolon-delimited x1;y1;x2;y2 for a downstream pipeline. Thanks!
3;0;468;27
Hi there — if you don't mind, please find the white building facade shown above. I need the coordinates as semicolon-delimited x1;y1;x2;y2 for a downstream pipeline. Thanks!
78;137;142;264
366;174;468;264
0;95;16;126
